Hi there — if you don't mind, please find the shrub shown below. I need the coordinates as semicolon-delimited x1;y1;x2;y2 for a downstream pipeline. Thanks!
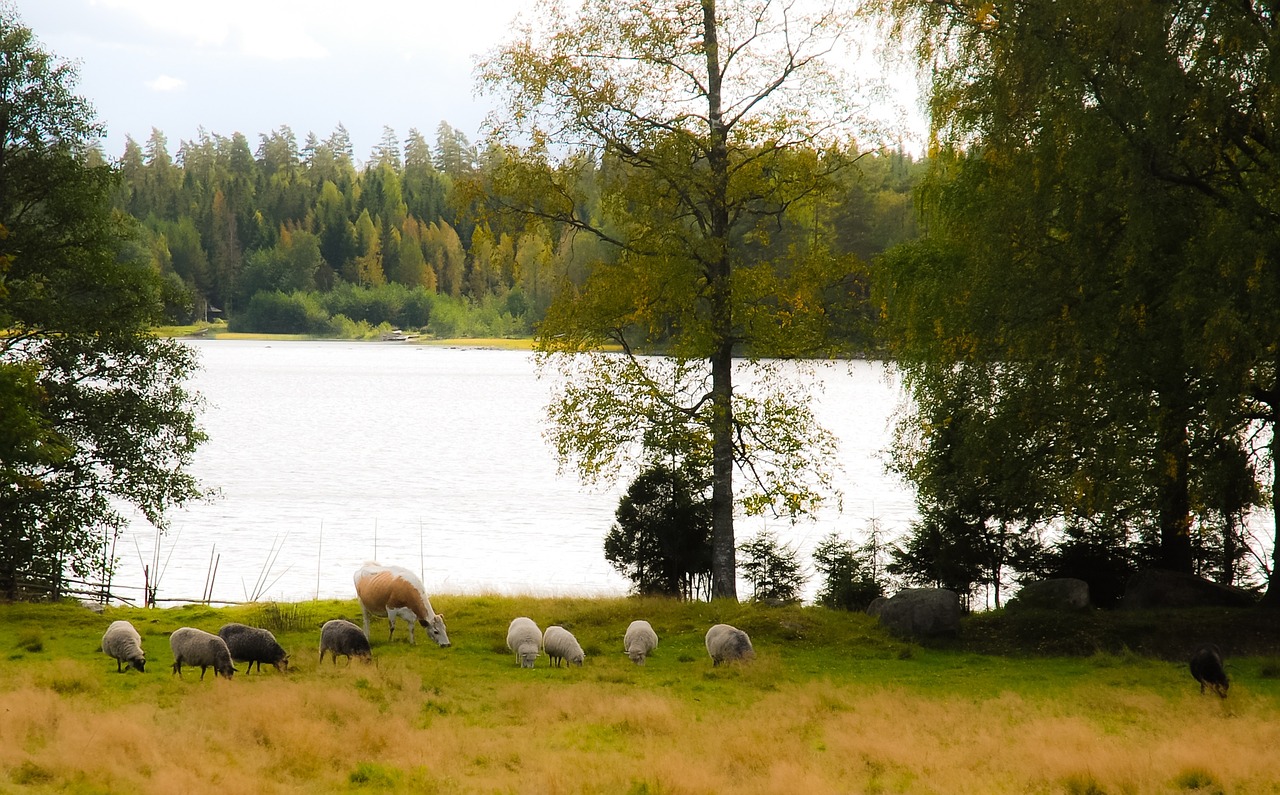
231;290;329;334
812;533;884;611
738;530;807;604
604;464;713;600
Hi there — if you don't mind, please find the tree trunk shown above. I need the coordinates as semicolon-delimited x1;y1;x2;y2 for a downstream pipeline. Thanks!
702;0;737;601
1154;386;1193;573
710;342;736;599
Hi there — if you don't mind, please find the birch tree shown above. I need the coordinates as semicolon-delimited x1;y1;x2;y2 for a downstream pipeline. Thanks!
480;0;863;599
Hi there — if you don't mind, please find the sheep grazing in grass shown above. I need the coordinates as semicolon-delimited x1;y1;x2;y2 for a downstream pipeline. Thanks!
170;627;236;680
353;562;450;647
319;619;373;665
506;617;542;668
624;620;658;665
543;625;585;667
218;623;290;674
1190;644;1229;698
705;623;755;666
101;620;146;673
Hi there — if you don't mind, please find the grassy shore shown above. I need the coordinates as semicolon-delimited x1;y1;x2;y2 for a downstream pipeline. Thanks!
151;323;537;349
2;597;1279;794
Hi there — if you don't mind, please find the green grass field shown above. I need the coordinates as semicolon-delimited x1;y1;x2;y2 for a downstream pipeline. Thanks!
1;596;1278;794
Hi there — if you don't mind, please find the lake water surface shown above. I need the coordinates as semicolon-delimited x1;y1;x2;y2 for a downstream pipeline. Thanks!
116;340;917;604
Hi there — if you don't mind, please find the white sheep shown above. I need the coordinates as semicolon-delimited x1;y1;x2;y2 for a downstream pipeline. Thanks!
506;617;542;668
705;623;755;666
319;619;373;665
543;625;585;667
170;627;236;680
101;620;146;673
623;619;658;665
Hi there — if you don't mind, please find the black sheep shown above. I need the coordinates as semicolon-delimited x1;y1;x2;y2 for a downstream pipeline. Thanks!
218;623;290;673
1189;644;1229;698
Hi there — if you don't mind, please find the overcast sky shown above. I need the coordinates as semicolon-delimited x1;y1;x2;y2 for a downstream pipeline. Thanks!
17;0;923;164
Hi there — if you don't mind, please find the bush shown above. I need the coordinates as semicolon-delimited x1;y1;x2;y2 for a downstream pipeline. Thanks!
738;530;807;604
230;291;330;334
322;283;408;328
603;464;713;600
812;533;884;611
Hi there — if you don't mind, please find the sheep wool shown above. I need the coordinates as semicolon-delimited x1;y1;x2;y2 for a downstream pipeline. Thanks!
543;625;585;667
170;627;236;680
705;623;755;666
319;619;373;664
623;620;658;665
101;620;146;673
218;623;290;673
506;617;542;668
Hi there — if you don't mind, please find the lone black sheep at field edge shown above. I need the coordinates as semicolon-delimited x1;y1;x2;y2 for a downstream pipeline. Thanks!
1189;644;1229;698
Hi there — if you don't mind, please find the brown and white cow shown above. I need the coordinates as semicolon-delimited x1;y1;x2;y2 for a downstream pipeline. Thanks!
353;562;451;647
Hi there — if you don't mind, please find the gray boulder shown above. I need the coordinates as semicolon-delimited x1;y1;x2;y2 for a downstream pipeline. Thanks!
1006;578;1091;612
868;588;961;639
1119;569;1257;610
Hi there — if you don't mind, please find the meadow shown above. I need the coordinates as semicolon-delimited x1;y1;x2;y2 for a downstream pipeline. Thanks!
2;596;1278;795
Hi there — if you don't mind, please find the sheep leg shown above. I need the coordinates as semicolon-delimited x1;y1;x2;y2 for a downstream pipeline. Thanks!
361;605;372;640
387;614;396;642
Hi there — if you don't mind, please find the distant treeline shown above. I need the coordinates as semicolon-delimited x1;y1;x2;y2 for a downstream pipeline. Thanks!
104;121;924;338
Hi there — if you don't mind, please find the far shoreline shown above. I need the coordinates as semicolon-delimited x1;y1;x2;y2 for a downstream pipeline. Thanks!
156;324;537;351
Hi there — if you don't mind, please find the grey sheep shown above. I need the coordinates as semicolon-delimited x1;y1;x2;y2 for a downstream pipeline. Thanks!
1190;644;1229;698
101;620;146;673
705;623;755;666
170;627;236;680
319;619;372;665
506;617;542;668
218;623;290;673
623;619;658;665
543;625;585;667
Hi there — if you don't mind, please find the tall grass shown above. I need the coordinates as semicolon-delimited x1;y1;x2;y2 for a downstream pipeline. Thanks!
1;596;1278;793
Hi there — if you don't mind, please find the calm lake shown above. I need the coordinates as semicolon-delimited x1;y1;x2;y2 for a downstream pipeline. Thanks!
116;339;917;605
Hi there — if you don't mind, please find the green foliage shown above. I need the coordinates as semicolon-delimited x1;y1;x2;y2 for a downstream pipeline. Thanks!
737;530;807;604
877;0;1280;598
812;532;885;612
603;464;713;600
0;10;205;597
483;0;869;599
231;290;331;334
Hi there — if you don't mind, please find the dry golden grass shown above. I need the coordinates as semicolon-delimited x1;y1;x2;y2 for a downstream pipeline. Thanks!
1;657;1276;793
2;598;1278;793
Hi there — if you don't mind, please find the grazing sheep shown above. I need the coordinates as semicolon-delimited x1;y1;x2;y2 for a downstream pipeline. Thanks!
543;625;585;667
1190;644;1229;698
624;620;658;665
218;623;290;673
101;620;146;673
319;619;373;665
170;627;236;680
705;623;755;666
354;562;450;647
506;617;542;668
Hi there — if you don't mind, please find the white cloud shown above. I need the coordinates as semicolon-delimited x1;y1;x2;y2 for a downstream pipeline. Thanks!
90;0;330;60
146;74;186;92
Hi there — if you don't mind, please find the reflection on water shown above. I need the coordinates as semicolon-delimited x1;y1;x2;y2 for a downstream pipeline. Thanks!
117;340;916;604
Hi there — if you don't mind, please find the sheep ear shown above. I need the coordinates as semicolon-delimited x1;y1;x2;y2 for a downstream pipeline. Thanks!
436;613;445;621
